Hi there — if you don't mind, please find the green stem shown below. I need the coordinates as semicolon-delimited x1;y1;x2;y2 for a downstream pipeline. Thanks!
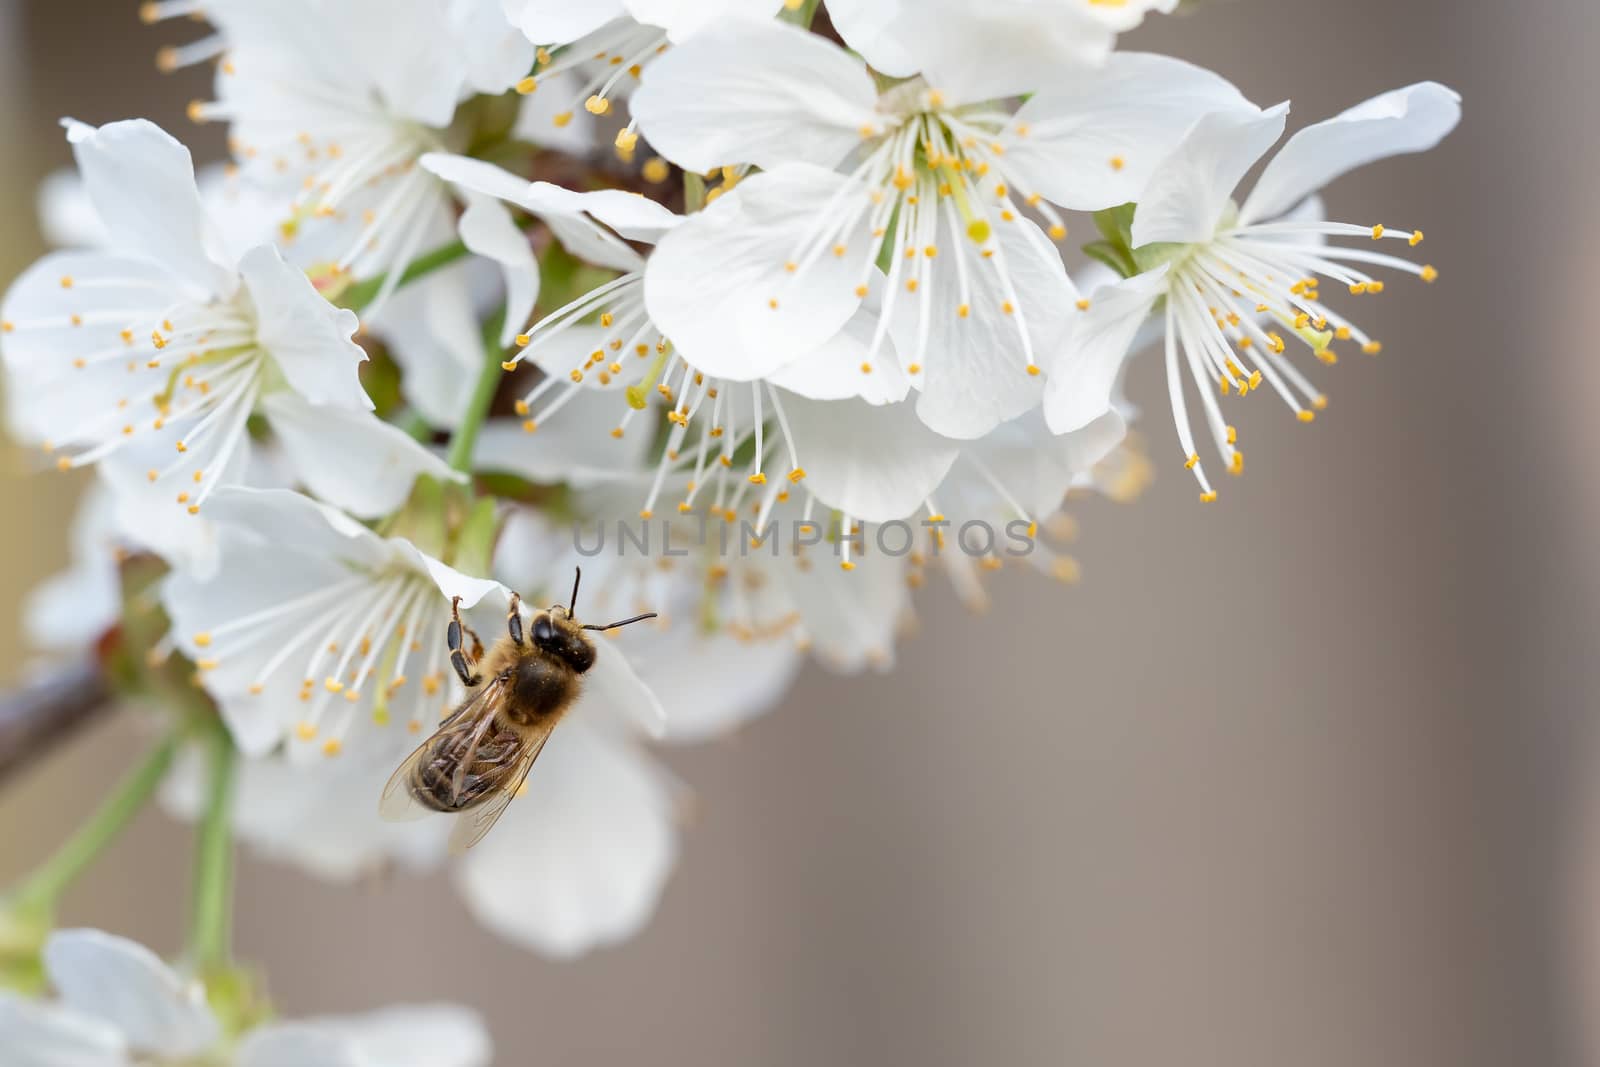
338;239;471;313
445;310;509;473
187;726;237;973
11;731;179;913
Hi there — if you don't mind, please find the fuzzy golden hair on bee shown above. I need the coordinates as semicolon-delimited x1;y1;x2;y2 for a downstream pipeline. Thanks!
379;568;657;852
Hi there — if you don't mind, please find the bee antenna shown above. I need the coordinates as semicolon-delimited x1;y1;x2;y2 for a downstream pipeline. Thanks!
569;566;582;618
582;612;658;632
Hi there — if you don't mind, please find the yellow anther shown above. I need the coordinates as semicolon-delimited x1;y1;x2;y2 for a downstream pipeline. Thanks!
749;473;767;485
957;304;970;319
584;94;611;115
500;360;518;372
840;561;856;572
552;111;574;128
1048;224;1066;240
1410;231;1425;246
1184;453;1199;470
1026;365;1040;377
1226;425;1238;445
1363;341;1383;355
1109;156;1125;171
193;632;213;648
639;509;653;520
1312;394;1329;410
1371;224;1386;239
1229;452;1245;475
516;76;537;94
1296;409;1316;423
196;659;219;671
907;363;921;375
324;677;343;693
295;721;317;741
966;219;991;244
642;157;670;184
522;420;538;434
321;738;342;757
1200;491;1218;504
859;362;873;374
1420;265;1438;283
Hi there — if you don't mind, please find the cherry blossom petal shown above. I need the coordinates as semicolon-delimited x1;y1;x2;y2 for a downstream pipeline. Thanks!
645;164;871;380
1240;82;1462;226
43;929;219;1059
631;18;880;173
1131;104;1289;248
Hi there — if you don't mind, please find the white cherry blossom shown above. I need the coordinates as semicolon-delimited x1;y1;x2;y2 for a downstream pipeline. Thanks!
1046;83;1461;500
0;120;452;521
630;19;1254;438
0;927;490;1066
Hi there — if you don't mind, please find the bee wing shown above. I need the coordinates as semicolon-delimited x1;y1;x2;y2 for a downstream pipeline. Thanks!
378;681;504;823
446;718;559;855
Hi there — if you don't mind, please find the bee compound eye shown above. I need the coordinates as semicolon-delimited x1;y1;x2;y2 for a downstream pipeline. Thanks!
532;613;556;646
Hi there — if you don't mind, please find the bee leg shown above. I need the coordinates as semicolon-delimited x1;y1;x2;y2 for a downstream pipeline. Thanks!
507;592;524;646
448;596;483;687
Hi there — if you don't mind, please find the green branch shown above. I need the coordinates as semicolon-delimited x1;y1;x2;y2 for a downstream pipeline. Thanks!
338;239;471;313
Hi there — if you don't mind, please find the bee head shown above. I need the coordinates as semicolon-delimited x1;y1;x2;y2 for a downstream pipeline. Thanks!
531;610;595;673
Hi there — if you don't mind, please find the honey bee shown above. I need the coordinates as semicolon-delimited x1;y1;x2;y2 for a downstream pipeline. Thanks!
379;569;657;852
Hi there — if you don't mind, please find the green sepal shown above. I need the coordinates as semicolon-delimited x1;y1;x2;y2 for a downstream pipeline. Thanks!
382;475;449;560
1082;240;1138;280
450;494;500;580
203;963;275;1041
1085;203;1142;279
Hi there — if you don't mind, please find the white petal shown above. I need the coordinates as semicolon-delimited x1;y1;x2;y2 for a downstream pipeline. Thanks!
505;0;625;43
421;153;652;272
469;389;654;485
0;993;126;1067
1130;104;1289;248
24;484;121;653
236;245;371;411
238;1025;361;1067
765;282;910;404
579;631;668;737
997;53;1254;211
782;394;960;523
633;624;801;744
824;0;918;77
184;486;390;570
970;408;1128;517
1240;82;1462;226
0;251;189;448
369;261;491;428
630;18;880;173
454;723;677;958
645;164;871;379
455;194;538;346
857;0;1119;104
624;0;783;40
452;0;538;95
896;214;1076;440
63;119;233;297
260;392;463;520
303;1004;492;1067
389;540;505;612
36;168;106;248
781;550;906;672
43;929;219;1058
1044;265;1168;435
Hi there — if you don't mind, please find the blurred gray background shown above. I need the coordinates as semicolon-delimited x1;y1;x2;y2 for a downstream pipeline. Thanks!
1;0;1595;1064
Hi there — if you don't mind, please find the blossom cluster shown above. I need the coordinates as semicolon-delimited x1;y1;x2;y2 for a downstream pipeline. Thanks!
0;0;1458;1055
